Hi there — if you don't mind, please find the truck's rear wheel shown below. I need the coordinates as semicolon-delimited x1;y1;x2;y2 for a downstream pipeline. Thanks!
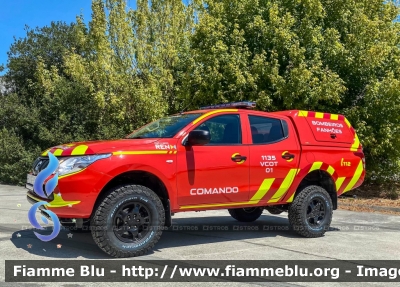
91;184;165;258
288;185;332;238
228;207;263;222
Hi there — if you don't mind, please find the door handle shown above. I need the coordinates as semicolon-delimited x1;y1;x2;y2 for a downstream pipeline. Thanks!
282;153;295;160
231;154;247;163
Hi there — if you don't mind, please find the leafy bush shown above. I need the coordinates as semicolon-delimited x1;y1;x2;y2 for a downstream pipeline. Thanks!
0;128;39;185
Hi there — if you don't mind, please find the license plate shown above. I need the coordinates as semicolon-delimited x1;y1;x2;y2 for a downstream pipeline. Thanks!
26;174;36;191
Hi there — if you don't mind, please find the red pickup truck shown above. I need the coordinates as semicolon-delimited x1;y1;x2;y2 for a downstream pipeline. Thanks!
26;102;365;257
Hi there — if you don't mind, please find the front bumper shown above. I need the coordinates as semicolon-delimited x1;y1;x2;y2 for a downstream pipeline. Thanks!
25;166;110;218
26;192;53;220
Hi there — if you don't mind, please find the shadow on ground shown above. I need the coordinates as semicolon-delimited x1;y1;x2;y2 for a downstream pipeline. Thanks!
7;214;306;259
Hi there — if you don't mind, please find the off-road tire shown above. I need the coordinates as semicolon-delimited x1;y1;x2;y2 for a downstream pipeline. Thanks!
91;184;165;258
228;207;263;222
288;185;333;238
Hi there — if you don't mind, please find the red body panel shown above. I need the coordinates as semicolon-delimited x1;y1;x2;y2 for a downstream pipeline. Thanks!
27;109;366;218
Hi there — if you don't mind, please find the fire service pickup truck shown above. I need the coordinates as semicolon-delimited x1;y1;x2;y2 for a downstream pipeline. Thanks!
26;102;365;257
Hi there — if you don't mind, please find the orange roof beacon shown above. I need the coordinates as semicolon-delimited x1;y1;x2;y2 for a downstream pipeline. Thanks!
26;101;365;257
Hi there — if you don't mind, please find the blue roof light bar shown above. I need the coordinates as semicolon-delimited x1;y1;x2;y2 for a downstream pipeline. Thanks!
200;101;256;110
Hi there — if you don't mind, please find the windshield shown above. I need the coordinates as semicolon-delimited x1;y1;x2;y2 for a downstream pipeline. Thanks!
126;113;203;139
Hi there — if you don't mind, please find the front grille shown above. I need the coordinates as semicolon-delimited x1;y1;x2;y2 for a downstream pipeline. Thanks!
32;157;49;176
30;157;54;200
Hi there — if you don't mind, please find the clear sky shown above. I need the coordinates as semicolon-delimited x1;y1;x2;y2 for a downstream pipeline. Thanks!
0;0;93;75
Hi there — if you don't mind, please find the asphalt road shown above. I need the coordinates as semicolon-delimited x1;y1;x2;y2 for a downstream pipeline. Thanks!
1;184;400;287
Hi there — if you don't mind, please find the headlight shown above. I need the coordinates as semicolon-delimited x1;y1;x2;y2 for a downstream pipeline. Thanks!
57;154;111;176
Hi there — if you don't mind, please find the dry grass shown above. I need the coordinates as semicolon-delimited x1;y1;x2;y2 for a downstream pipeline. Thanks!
338;182;400;215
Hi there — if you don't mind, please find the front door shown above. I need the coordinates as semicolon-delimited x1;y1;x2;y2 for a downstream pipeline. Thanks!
176;114;249;207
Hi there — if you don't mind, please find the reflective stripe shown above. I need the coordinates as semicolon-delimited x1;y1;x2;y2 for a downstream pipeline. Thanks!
342;161;364;193
287;192;296;203
53;149;63;156
351;134;360;151
71;145;89;155
113;151;168;155
268;169;299;203
250;178;275;201
27;192;47;205
326;165;335;175
298;110;308;117
58;168;86;179
344;118;351;128
330;114;339;120
41;149;51;156
192;109;238;125
46;193;81;208
315;112;324;118
309;162;323;172
335;177;346;191
179;200;254;209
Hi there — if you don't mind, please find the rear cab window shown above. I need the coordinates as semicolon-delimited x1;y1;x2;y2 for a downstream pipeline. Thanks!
248;115;288;144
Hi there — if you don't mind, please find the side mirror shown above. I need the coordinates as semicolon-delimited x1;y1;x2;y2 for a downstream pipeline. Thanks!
186;130;210;146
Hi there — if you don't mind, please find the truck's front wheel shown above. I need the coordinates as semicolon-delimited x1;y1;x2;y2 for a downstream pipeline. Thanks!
91;184;165;258
288;185;332;238
228;207;263;222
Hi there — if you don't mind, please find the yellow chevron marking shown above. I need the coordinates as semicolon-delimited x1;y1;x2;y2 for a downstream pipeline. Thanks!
41;148;51;156
71;145;89;155
309;162;323;172
287;192;296;203
250;178;275;201
327;165;335;176
53;149;64;156
268;169;299;203
335;177;346;191
342;161;364;193
351;134;360;151
330;114;339;120
344;118;351;128
298;110;308;117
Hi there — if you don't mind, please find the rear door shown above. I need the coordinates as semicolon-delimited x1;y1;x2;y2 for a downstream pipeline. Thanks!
247;114;300;204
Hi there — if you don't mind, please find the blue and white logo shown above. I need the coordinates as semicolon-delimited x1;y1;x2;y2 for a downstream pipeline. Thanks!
28;152;61;242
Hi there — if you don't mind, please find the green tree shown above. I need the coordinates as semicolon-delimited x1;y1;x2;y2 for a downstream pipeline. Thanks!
53;0;197;138
0;0;198;183
182;0;400;182
0;22;93;184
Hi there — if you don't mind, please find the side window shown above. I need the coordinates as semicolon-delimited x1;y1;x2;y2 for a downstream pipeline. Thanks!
195;114;242;145
249;115;287;144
